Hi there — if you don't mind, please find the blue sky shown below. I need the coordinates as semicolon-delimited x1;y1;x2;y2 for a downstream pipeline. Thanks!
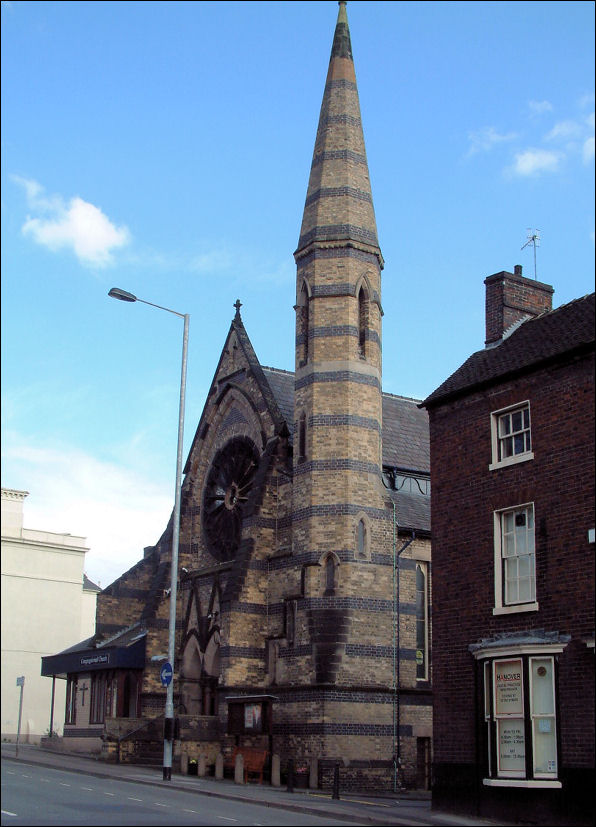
2;0;594;588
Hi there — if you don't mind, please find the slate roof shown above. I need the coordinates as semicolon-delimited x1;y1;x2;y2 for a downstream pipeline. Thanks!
83;573;101;592
422;293;595;408
261;366;430;474
386;487;430;534
261;366;431;533
41;624;147;678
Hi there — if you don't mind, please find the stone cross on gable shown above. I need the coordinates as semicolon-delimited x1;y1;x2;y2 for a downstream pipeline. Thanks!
234;299;242;319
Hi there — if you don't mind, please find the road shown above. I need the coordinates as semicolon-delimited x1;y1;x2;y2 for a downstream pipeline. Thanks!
1;762;345;826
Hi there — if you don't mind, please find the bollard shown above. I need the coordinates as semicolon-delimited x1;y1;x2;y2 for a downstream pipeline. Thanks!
198;754;207;777
309;756;318;790
287;757;295;793
234;752;245;785
271;754;281;787
332;761;340;800
215;752;224;780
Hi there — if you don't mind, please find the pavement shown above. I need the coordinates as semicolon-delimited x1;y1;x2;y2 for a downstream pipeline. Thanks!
1;742;508;826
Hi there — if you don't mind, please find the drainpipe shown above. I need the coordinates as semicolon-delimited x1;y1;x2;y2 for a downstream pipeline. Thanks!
49;676;56;738
392;500;415;792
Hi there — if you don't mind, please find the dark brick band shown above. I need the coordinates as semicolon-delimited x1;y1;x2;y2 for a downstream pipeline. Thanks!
308;414;380;431
295;325;380;349
310;149;366;168
289;503;389;524
296;247;380;268
295;370;380;391
298;224;379;250
293;457;380;475
325;79;358;93
304;186;371;207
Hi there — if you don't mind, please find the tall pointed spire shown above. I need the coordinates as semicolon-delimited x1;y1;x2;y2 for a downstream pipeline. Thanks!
291;0;386;696
295;0;383;268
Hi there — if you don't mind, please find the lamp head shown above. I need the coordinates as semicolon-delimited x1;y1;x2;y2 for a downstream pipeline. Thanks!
108;287;137;302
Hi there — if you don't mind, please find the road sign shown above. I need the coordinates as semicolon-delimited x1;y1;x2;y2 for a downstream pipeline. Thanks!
160;662;173;687
16;676;25;687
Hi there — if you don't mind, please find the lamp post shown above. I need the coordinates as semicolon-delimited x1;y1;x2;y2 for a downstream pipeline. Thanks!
108;286;189;781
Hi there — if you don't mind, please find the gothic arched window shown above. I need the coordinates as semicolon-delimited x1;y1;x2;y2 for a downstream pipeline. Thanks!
299;281;310;365
358;286;368;358
357;518;367;557
298;412;307;462
324;556;336;595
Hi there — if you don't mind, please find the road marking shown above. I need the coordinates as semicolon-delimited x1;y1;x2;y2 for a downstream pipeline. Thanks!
128;797;143;801
216;818;237;822
1;810;18;817
59;782;71;787
81;787;94;791
154;802;167;807
40;778;50;783
104;792;115;796
344;797;392;808
182;809;198;814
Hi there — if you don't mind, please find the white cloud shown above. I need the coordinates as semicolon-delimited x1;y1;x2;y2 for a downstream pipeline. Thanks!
13;176;130;267
510;148;562;176
583;136;595;164
1;436;172;588
189;248;234;273
545;120;582;141
467;126;517;155
528;100;553;116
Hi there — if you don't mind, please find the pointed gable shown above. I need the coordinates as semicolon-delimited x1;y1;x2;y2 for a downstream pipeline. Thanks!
184;303;289;473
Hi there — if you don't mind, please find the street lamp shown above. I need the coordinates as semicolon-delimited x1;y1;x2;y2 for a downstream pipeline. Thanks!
108;286;189;781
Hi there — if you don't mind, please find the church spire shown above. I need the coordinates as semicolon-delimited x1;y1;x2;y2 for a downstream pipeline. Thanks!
295;0;383;269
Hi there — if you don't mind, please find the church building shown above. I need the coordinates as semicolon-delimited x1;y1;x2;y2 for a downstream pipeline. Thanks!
42;2;432;792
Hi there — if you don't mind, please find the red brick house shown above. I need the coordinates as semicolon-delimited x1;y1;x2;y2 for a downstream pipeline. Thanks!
421;267;595;825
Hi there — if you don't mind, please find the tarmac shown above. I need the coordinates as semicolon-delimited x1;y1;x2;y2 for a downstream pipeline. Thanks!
1;742;511;826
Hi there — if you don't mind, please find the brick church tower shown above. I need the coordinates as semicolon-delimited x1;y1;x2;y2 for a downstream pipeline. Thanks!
287;0;398;784
42;1;432;793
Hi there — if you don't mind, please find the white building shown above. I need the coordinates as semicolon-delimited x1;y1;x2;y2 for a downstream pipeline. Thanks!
1;488;100;742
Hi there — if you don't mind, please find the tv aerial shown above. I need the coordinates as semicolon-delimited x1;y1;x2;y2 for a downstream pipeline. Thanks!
521;229;540;280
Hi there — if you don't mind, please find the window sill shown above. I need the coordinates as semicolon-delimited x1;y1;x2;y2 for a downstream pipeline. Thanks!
489;452;534;471
493;602;539;616
483;778;561;789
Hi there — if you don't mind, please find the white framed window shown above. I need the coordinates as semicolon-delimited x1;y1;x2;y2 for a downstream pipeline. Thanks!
529;657;557;778
483;661;492;776
480;654;560;786
493;503;538;615
493;658;526;777
489;401;533;470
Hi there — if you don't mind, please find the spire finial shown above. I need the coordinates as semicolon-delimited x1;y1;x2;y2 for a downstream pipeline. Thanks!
234;299;242;320
331;0;352;60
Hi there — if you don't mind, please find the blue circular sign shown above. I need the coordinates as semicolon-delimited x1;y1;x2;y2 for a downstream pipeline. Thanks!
160;662;173;687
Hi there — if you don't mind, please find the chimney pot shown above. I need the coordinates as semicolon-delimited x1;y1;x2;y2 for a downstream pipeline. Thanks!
514;264;522;277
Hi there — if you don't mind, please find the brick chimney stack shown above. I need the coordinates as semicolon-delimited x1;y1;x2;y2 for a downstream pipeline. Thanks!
484;265;554;346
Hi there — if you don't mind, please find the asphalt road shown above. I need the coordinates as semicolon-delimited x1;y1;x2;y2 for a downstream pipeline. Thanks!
1;762;344;826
